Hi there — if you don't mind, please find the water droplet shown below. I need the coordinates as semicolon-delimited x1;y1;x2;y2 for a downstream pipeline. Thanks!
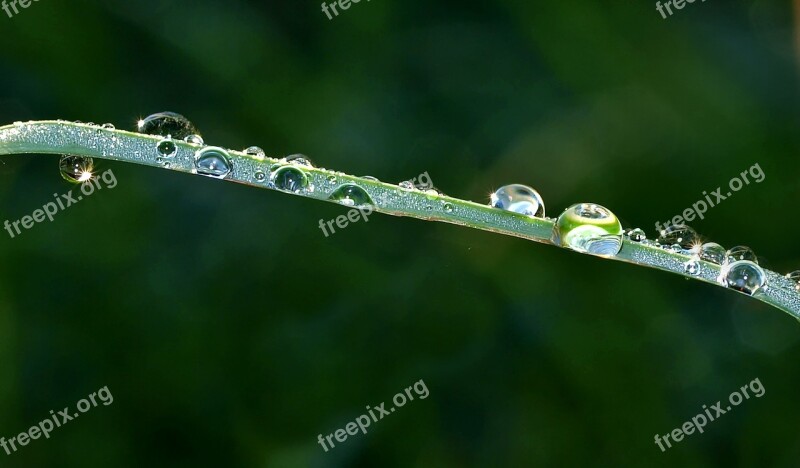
490;184;545;218
552;203;623;257
102;123;115;130
285;154;313;167
784;271;800;290
59;155;94;183
657;225;698;250
157;138;177;157
329;184;373;207
137;112;198;140
362;176;379;182
326;175;337;183
184;134;204;145
194;147;232;179
444;203;454;213
699;242;725;264
723;260;766;295
626;228;646;242
725;246;757;265
272;166;308;192
684;258;700;275
398;181;415;190
245;146;266;160
254;170;266;182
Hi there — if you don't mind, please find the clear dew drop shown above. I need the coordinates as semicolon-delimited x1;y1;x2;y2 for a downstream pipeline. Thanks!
362;176;379;182
137;111;198;140
684;257;700;275
444;203;454;213
245;146;266;159
184;134;204;145
626;228;646;242
784;271;800;290
326;175;337;183
59;155;94;183
194;147;232;179
157;138;177;157
724;245;757;265
272;166;308;192
284;154;314;167
102;123;115;130
254;170;266;182
398;180;415;190
657;225;698;250
328;184;373;207
490;184;545;218
723;260;766;295
699;242;725;264
552;203;623;257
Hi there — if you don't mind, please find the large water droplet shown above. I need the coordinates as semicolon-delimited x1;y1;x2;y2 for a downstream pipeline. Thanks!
194;147;232;178
725;246;757;265
657;225;698;249
490;184;545;218
723;260;766;295
59;155;94;183
157;138;177;157
329;184;373;207
699;242;725;264
272;166;308;192
137;112;198;140
552;203;623;256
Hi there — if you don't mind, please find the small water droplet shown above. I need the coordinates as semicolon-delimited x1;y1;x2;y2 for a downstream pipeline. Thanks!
723;260;766;295
657;225;698;249
626;228;646;242
157;138;177;157
725;246;757;265
329;184;373;207
784;271;800;290
137;112;198;140
326;175;337;183
285;154;313;167
245;146;266;159
398;181;415;190
444;203;454;213
254;170;266;182
102;123;115;130
272;166;308;192
552;203;623;256
684;258;700;275
184;134;204;145
362;176;379;182
59;155;94;183
490;184;545;218
194;147;232;179
699;242;725;264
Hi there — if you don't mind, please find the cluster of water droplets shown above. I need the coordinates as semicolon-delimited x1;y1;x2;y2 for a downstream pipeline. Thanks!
619;223;768;296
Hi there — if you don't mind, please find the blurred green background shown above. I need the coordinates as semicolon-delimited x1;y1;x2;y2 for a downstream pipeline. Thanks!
1;0;799;466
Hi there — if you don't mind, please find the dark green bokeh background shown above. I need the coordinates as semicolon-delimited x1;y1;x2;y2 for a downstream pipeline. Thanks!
1;0;799;466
